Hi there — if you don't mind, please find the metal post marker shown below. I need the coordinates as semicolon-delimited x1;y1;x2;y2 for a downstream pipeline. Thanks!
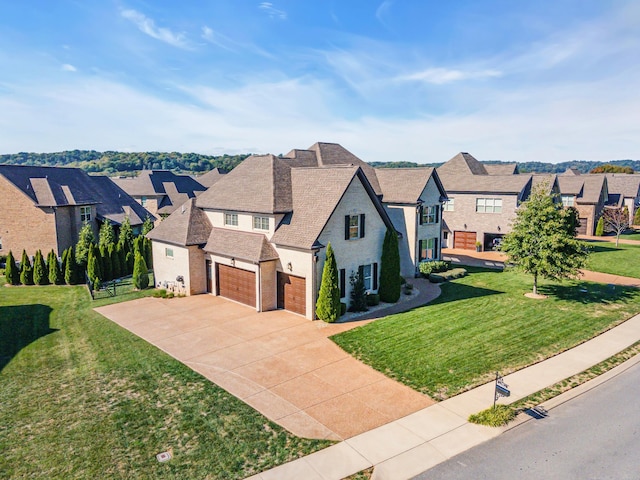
494;371;511;408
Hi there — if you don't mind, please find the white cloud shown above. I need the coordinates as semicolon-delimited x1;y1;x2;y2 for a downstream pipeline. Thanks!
259;2;287;20
121;9;190;49
375;1;393;25
397;68;502;85
61;63;77;72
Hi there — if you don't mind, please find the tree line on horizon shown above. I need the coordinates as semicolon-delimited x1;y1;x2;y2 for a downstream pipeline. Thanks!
0;150;638;175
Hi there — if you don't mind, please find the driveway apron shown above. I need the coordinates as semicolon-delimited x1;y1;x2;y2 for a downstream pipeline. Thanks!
95;295;434;440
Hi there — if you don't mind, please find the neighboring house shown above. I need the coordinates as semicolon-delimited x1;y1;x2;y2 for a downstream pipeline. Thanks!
148;152;395;320
557;170;608;235
0;164;154;256
192;168;226;189
600;174;640;225
375;168;447;276
436;152;560;250
112;170;209;219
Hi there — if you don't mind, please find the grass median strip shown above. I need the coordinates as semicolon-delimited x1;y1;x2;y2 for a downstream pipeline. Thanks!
469;341;640;426
585;241;640;279
332;267;640;400
0;283;331;479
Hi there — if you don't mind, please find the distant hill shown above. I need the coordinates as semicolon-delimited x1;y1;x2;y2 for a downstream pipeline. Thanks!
1;150;638;175
0;151;249;175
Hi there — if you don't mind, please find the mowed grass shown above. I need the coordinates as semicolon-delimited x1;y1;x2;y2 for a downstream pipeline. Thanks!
585;242;640;279
0;283;330;479
331;268;640;401
620;229;640;241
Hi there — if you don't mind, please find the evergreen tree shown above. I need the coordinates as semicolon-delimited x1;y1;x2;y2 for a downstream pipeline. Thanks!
501;184;589;296
87;250;101;288
132;252;149;289
595;216;604;236
61;248;69;274
634;207;640;226
20;250;34;285
144;237;153;269
125;251;134;275
48;249;63;285
33;249;49;285
98;221;116;249
100;245;112;281
116;243;126;277
65;247;80;285
76;222;95;268
5;250;20;285
141;216;154;235
349;270;367;312
118;217;134;254
109;243;120;279
315;243;341;322
378;229;401;303
564;207;581;237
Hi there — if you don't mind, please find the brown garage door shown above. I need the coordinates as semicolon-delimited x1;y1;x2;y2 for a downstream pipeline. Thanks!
217;264;256;307
577;218;588;235
277;272;306;316
454;231;477;250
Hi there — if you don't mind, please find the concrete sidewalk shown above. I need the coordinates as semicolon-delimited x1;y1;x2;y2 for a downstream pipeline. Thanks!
249;313;640;480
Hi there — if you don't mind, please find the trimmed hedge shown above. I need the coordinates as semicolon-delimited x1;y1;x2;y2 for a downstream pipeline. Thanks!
340;302;347;316
428;268;467;283
418;260;451;277
365;293;380;306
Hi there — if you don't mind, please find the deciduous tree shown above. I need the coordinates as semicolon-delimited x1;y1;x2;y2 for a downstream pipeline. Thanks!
603;206;629;247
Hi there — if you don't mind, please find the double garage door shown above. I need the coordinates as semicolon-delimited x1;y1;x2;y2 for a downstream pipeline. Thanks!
453;231;477;250
217;264;256;307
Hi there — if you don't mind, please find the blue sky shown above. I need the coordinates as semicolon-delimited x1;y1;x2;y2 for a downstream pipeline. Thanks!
1;1;639;163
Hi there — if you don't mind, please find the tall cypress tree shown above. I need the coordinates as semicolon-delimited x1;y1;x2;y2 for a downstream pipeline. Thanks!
5;250;20;285
98;221;116;249
20;250;33;285
109;243;120;279
315;243;341;322
118;217;134;255
76;222;95;269
33;249;49;285
48;249;63;285
65;247;79;285
133;252;149;289
379;229;401;303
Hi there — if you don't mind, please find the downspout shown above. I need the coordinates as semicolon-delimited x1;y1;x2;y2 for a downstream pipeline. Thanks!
256;261;261;313
312;247;320;320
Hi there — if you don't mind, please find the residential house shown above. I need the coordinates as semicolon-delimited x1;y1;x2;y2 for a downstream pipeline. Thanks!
557;170;608;235
192;168;226;189
600;174;640;225
112;170;210;219
437;153;560;250
375;168;447;276
0;164;154;257
148;152;395;320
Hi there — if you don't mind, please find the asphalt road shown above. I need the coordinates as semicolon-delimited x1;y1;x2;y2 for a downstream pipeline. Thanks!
415;362;640;480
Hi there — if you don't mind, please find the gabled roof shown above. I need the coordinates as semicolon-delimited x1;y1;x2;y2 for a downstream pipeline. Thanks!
375;167;447;204
0;164;153;225
271;166;394;250
112;170;206;197
485;163;519;175
147;198;211;246
196;154;293;214
437;152;488;176
561;168;582;176
557;175;607;204
531;174;559;195
604;174;640;199
438;173;531;195
203;228;279;263
193;168;226;188
283;142;383;196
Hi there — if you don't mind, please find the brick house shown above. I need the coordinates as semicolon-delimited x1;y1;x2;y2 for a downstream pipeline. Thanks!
557;170;609;235
0;165;154;257
148;150;396;319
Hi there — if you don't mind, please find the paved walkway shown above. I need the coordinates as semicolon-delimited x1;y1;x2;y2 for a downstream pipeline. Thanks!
95;281;441;441
579;234;640;246
250;313;640;480
443;248;640;287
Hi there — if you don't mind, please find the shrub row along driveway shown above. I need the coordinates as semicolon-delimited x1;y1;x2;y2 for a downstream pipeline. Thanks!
96;295;434;440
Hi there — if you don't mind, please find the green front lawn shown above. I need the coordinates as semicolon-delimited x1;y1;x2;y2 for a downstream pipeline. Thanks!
620;229;640;241
331;268;640;401
0;283;330;479
585;242;640;279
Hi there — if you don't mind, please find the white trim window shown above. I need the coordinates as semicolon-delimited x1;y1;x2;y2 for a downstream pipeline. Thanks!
224;213;238;226
420;205;439;224
80;206;91;222
476;198;502;213
253;216;269;230
561;195;575;207
140;196;147;207
419;238;438;261
165;247;174;258
345;214;365;240
443;198;455;211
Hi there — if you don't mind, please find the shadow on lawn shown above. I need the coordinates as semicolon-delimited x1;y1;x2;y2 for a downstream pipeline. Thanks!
584;242;622;254
538;282;639;305
429;281;504;305
0;304;57;371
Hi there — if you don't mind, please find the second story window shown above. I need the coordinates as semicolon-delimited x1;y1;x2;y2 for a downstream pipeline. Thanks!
80;206;91;222
253;216;269;230
224;213;238;226
476;198;502;213
443;198;455;211
420;205;439;224
561;195;575;207
345;214;365;240
141;196;147;207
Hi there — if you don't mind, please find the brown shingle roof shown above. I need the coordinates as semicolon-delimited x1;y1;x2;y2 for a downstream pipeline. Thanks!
375;167;446;204
438;173;531;195
203;228;279;263
531;174;559;195
605;174;640;199
557;175;607;204
437;152;488;176
196;154;293;214
484;163;519;175
147;198;211;246
193;168;226;188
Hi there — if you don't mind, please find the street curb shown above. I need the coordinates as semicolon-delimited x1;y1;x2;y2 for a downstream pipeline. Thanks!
502;352;640;432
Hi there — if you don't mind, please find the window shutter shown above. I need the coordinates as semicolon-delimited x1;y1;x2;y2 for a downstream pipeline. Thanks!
373;263;378;290
360;214;365;238
358;265;364;278
418;205;423;225
435;205;440;223
345;215;350;240
340;269;346;298
435;238;439;259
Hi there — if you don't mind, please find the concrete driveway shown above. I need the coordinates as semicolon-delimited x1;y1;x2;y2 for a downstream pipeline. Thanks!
95;295;433;441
